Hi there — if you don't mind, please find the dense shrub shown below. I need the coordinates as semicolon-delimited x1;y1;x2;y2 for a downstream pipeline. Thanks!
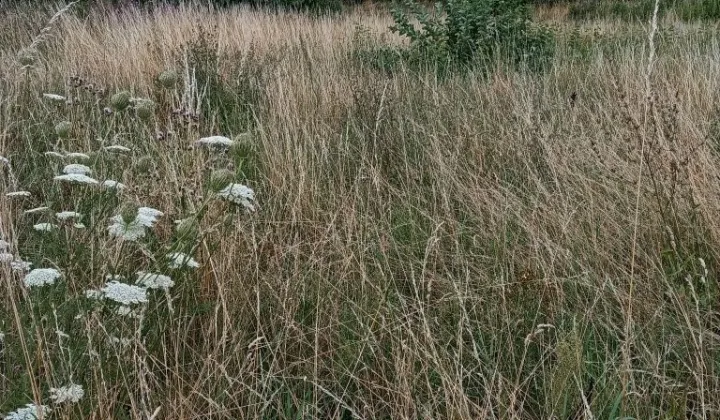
389;0;555;71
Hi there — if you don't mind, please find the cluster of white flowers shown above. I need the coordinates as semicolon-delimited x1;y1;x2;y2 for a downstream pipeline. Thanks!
11;259;31;273
56;211;82;221
49;383;84;404
23;268;62;288
195;135;234;148
136;272;174;290
0;253;14;263
54;173;98;184
104;145;131;153
33;223;58;232
217;183;256;211
101;180;125;191
6;191;31;198
101;281;148;305
107;207;162;242
42;93;66;102
3;403;50;420
63;164;91;175
167;252;200;269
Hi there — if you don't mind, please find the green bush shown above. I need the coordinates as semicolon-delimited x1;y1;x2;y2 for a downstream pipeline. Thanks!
389;0;555;71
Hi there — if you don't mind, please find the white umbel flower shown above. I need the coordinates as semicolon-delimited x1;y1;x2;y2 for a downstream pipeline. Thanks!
56;211;82;221
6;191;31;197
24;207;50;214
101;281;147;305
43;93;66;102
107;215;146;241
24;268;62;288
63;164;91;175
33;223;58;232
0;253;14;263
217;183;256;211
65;152;90;161
104;145;131;152
101;180;126;191
136;207;163;227
54;174;99;184
49;383;84;404
3;403;51;420
136;272;174;290
11;259;31;273
167;252;200;269
195;135;234;148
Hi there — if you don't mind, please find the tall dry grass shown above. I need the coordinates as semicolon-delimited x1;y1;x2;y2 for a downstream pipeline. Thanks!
2;2;720;418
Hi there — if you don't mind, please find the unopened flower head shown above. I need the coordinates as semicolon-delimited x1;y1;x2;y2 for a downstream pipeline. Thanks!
167;252;199;269
110;91;131;111
54;174;98;184
101;281;147;305
6;191;31;198
3;403;50;420
33;223;58;232
63;164;91;175
49;383;84;404
107;215;145;241
24;268;62;288
136;272;174;290
217;183;256;211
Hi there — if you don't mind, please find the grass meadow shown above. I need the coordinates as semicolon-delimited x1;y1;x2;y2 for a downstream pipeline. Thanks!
2;1;720;418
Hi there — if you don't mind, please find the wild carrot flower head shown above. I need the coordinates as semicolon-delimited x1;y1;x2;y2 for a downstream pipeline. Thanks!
217;183;256;211
167;252;200;269
63;164;91;175
49;383;84;404
54;174;99;184
101;281;147;305
24;268;62;288
196;136;234;148
43;93;66;103
4;403;50;420
56;211;82;221
33;223;58;232
136;272;175;290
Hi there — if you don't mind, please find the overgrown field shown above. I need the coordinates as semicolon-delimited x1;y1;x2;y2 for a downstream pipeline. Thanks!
2;1;720;418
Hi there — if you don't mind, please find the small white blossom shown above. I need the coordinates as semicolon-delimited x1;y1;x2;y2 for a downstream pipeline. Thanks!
136;272;174;290
3;403;51;420
101;281;147;305
54;174;98;184
49;383;84;404
65;152;90;161
23;268;62;288
6;191;31;197
62;164;91;175
44;151;65;159
217;183;256;211
11;259;31;273
107;215;146;241
43;93;66;102
56;211;82;221
104;145;131;152
101;180;125;190
84;289;104;299
33;223;58;232
167;252;200;269
136;207;163;227
24;207;50;214
196;135;234;148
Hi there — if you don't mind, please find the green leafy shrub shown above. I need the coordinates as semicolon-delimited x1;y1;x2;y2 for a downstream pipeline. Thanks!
389;0;555;71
